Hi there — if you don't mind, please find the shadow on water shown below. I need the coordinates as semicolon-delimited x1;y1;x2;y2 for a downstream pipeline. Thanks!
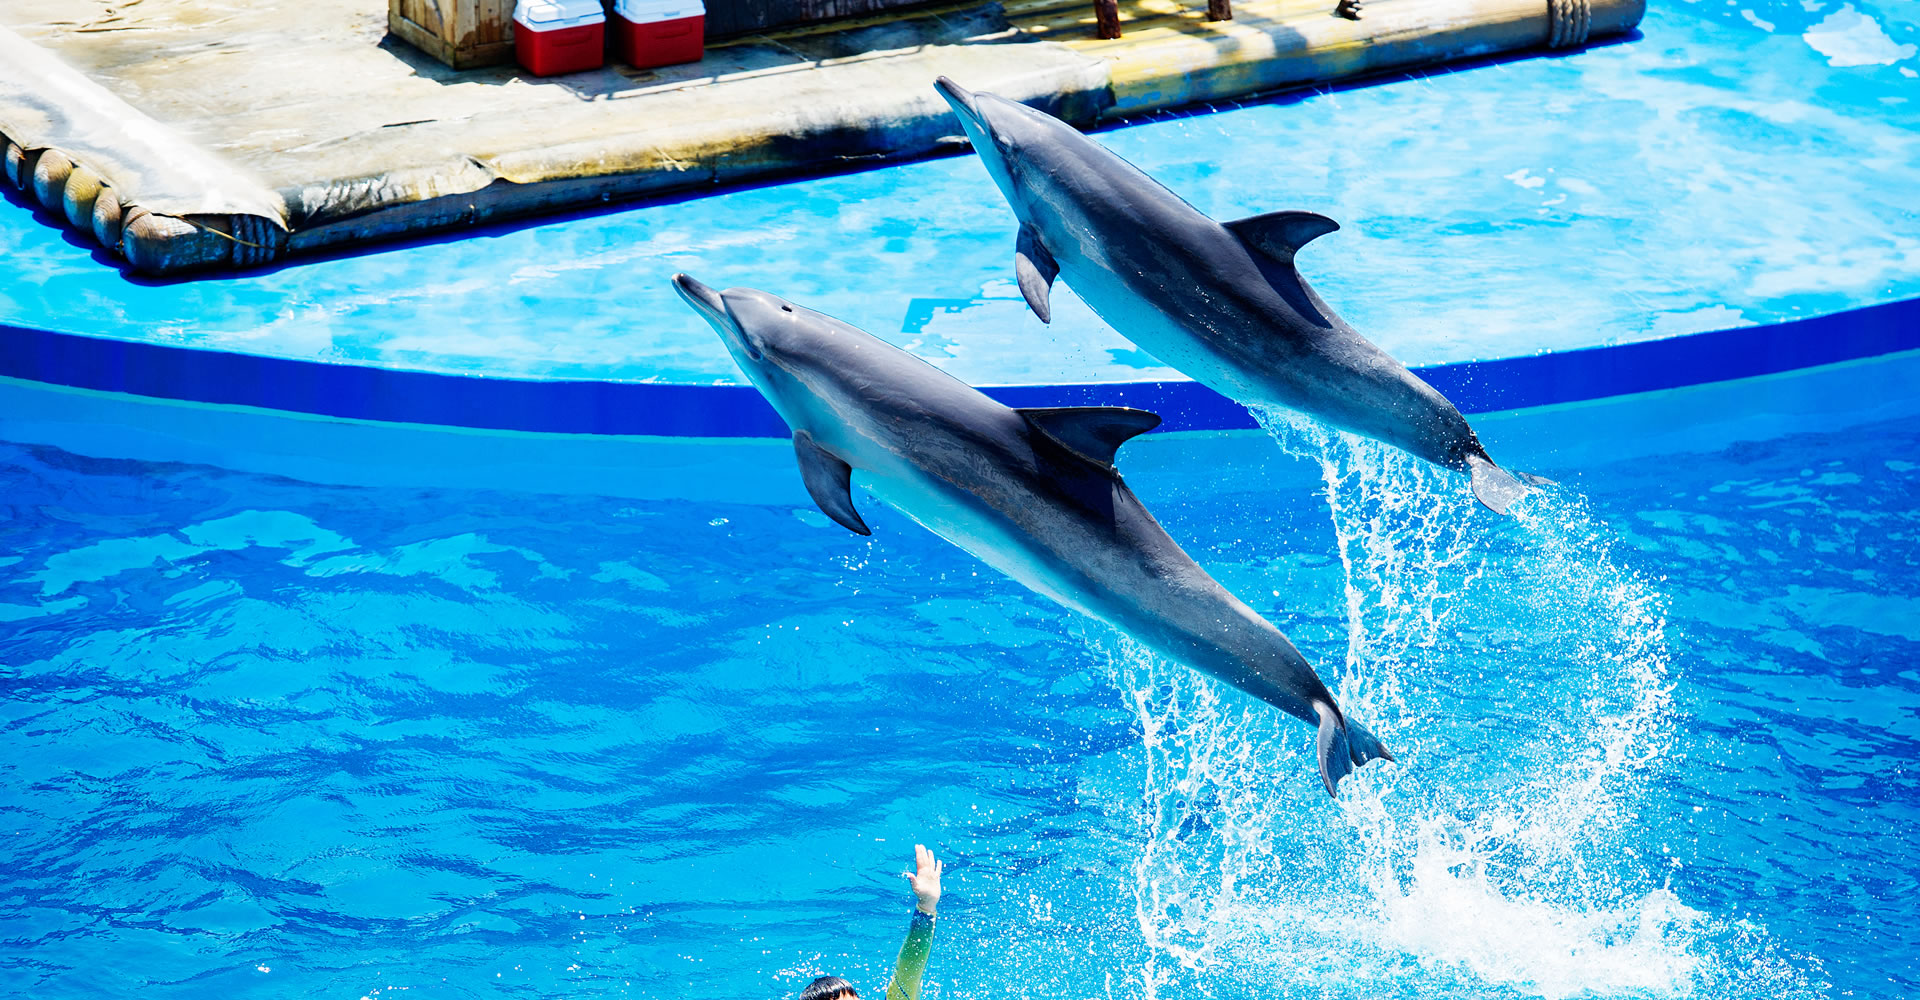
102;139;981;288
0;180;130;272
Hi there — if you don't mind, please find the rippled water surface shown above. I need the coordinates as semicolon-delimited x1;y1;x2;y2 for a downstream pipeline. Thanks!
3;390;1917;999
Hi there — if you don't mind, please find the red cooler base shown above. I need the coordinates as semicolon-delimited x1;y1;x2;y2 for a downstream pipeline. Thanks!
613;15;705;69
515;22;605;76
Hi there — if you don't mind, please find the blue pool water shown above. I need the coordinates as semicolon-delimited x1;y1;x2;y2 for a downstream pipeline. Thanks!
4;0;1919;993
4;360;1916;999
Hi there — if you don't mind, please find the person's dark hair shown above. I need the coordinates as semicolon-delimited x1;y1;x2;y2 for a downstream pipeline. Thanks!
799;975;857;1000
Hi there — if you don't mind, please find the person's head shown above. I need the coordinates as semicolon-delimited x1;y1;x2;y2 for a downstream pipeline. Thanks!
799;975;857;1000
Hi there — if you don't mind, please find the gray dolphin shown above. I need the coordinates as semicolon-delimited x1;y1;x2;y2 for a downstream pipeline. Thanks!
933;77;1532;514
672;273;1392;796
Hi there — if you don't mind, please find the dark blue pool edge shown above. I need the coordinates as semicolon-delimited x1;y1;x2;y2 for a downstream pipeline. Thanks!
3;297;1916;437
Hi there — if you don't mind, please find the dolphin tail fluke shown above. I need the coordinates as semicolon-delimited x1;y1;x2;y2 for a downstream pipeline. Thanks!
1314;702;1394;798
1466;453;1529;515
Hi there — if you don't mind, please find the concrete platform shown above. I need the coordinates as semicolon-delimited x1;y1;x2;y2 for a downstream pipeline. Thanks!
0;0;1638;275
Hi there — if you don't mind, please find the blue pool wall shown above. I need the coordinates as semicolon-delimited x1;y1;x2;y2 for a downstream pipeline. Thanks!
6;348;1917;509
3;297;1917;438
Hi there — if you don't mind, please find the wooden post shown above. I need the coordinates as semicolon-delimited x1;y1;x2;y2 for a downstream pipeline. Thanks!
1206;0;1232;20
1094;0;1122;38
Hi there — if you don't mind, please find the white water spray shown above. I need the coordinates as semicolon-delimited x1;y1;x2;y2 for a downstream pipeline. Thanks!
1096;413;1812;999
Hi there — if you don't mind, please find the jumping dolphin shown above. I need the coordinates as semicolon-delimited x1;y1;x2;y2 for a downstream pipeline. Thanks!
672;274;1392;796
933;77;1532;514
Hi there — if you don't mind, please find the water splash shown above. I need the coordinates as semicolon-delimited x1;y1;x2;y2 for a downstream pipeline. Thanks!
1096;413;1820;999
1263;411;1487;724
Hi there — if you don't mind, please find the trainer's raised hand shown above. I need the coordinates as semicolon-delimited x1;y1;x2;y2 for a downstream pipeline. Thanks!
909;844;942;916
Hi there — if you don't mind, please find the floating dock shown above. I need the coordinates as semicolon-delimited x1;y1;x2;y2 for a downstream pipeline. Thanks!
0;0;1639;275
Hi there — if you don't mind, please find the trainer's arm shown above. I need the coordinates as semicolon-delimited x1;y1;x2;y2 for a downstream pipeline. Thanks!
884;844;943;1000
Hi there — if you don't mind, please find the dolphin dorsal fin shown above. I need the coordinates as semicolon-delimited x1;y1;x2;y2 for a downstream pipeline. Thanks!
1017;407;1162;468
793;430;871;536
1225;210;1339;266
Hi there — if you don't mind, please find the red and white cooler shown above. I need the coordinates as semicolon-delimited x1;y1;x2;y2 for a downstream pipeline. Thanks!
512;0;606;77
611;0;705;70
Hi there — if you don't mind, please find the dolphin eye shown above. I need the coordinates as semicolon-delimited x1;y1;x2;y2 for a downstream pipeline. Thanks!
780;305;793;313
745;346;763;361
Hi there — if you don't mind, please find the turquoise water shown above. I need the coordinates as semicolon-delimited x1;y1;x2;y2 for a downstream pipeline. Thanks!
3;0;1918;385
3;361;1916;998
4;0;1919;994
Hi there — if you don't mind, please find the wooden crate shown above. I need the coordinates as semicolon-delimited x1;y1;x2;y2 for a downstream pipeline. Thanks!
389;0;515;69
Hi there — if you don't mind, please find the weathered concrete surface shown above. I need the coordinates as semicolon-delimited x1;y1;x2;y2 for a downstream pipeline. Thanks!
0;0;1639;274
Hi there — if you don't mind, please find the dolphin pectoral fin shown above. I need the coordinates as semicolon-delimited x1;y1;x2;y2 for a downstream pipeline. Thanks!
793;431;871;536
1016;406;1162;468
1014;224;1059;324
1466;453;1529;516
1314;702;1393;798
1225;210;1340;266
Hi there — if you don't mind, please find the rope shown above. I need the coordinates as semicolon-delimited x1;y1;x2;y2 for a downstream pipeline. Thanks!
1547;0;1591;47
183;213;281;266
184;215;272;249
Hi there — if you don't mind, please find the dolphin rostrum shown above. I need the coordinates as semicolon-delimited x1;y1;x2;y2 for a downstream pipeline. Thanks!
673;273;1393;796
934;77;1533;514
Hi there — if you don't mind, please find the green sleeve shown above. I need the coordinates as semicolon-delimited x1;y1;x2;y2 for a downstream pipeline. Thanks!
883;910;936;1000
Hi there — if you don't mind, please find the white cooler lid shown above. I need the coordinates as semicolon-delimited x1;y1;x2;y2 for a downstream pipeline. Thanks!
614;0;704;23
515;0;606;29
